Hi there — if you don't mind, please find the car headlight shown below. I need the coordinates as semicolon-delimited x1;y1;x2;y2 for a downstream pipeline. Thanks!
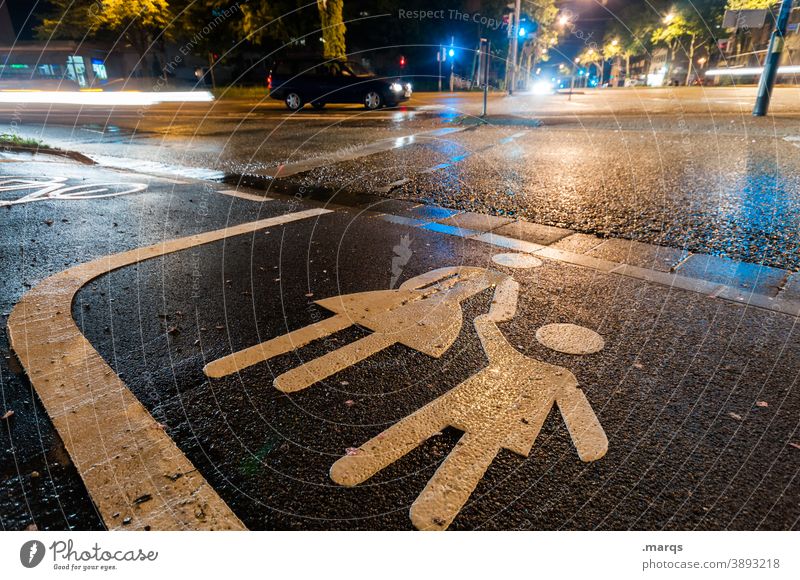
531;80;554;95
390;82;403;92
404;83;412;91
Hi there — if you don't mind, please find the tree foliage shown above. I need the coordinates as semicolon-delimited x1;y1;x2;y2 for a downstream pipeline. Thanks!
37;0;173;56
234;0;310;45
725;0;777;9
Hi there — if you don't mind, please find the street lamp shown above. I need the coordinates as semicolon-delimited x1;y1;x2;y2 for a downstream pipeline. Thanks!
663;12;675;24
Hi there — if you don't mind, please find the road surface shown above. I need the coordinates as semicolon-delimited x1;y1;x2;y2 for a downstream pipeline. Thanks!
0;150;798;531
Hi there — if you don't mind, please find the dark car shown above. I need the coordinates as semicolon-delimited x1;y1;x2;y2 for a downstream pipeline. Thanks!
268;58;412;111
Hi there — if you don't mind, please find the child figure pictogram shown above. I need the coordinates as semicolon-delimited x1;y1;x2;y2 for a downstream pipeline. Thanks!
330;277;608;531
204;266;508;392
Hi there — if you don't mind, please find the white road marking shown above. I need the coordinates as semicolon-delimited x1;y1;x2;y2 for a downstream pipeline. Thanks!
205;266;502;386
783;136;800;147
218;189;272;202
7;207;332;530
535;323;605;355
491;252;543;269
0;176;148;206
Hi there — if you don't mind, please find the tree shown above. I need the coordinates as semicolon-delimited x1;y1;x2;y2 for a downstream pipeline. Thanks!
235;0;309;46
726;0;776;8
234;1;344;59
99;0;173;58
651;1;725;85
36;0;98;41
317;0;346;60
577;46;602;84
600;2;657;85
38;0;173;57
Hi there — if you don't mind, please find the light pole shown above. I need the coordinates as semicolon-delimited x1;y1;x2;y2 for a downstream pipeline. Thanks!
753;0;794;116
508;0;521;94
449;41;455;92
438;45;443;92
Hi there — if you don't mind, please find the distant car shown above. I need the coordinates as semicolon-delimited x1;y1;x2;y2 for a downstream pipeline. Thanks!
268;57;412;111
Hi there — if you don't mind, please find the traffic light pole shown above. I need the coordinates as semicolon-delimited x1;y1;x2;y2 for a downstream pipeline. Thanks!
508;0;521;95
753;0;794;116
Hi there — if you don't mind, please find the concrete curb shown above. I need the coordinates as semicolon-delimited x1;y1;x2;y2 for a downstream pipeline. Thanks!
0;144;96;165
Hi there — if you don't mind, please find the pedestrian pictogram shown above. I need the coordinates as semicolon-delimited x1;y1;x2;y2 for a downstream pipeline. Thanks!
203;266;509;391
329;275;608;530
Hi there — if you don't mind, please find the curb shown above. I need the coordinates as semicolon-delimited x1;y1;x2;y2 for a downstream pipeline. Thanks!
457;115;543;127
222;174;800;317
0;144;96;165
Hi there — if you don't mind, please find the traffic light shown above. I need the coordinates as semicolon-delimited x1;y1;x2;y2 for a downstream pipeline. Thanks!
399;55;406;68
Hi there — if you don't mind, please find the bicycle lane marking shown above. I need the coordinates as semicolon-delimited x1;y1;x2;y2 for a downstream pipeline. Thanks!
7;207;332;530
0;176;149;206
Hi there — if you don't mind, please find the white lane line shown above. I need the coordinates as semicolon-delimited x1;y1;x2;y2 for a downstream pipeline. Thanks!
7;207;332;530
218;189;272;202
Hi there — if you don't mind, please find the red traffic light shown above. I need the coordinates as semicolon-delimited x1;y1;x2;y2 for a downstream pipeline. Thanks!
399;55;406;68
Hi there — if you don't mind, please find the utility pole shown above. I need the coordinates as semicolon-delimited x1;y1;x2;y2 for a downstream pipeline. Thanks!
753;0;794;116
508;0;521;94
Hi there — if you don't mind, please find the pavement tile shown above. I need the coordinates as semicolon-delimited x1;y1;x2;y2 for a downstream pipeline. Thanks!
380;214;429;228
368;199;421;217
492;220;574;246
409;204;460;221
435;211;514;233
422;222;481;238
587;238;689;273
550;233;605;254
674;253;789;297
471;232;544;254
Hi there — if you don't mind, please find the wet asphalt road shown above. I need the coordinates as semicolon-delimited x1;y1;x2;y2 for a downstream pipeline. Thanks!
5;88;800;270
1;156;798;530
